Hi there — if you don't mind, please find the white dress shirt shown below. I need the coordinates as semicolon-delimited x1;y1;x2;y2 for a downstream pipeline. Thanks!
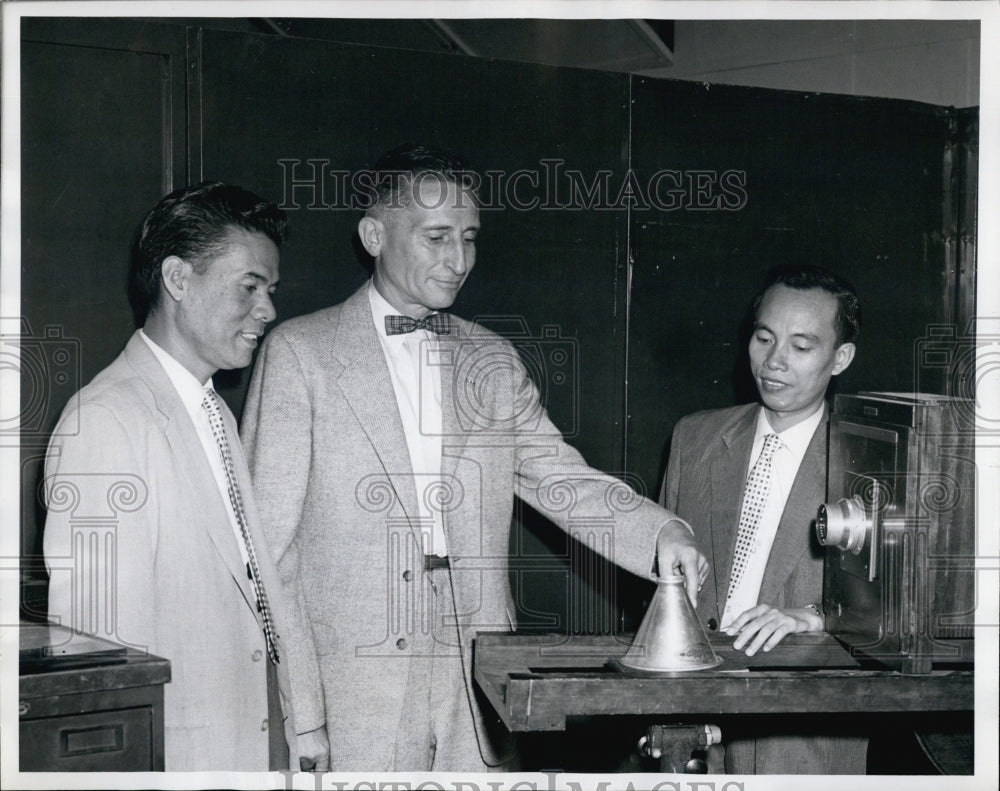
368;282;448;557
139;330;249;567
721;403;825;629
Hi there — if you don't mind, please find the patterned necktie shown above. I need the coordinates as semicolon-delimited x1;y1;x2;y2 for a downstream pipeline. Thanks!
202;388;279;664
726;432;783;603
385;313;451;336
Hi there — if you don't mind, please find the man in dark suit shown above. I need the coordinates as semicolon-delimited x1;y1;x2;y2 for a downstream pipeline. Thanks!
43;183;328;771
660;264;868;773
242;143;708;771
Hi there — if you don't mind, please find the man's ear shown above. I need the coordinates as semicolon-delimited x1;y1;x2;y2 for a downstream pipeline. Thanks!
831;342;856;376
159;255;191;303
357;217;385;258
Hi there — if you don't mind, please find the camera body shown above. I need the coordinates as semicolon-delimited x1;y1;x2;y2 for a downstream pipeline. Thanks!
817;392;975;673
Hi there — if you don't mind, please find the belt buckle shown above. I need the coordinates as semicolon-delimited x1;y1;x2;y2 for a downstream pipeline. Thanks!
423;554;450;571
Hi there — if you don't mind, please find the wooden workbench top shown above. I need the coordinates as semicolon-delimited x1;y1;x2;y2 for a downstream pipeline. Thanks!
473;632;974;732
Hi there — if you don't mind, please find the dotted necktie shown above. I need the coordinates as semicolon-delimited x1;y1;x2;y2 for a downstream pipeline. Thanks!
202;388;279;664
726;432;783;604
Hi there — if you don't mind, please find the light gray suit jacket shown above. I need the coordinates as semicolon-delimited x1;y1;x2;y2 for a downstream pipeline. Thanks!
242;282;683;770
43;332;307;771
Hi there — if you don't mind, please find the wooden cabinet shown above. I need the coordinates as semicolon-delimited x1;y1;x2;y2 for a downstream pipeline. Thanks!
19;622;170;771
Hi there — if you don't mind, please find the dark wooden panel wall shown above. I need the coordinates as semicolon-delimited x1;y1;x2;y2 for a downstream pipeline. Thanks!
194;29;632;463
626;77;961;498
617;78;968;624
18;18;975;635
18;19;188;617
194;29;634;633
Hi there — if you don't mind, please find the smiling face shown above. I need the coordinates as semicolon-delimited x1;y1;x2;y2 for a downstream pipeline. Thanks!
749;284;856;432
165;228;279;382
361;175;479;319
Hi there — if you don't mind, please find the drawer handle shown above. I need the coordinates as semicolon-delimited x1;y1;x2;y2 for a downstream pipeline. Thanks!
61;724;124;756
18;701;29;716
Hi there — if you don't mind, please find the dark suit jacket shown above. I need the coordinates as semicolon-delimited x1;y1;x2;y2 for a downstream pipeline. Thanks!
660;402;827;631
659;402;867;774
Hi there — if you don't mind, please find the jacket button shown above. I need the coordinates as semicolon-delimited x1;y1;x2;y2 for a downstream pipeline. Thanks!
707;618;718;631
396;638;408;650
252;649;263;662
402;570;413;582
261;718;268;732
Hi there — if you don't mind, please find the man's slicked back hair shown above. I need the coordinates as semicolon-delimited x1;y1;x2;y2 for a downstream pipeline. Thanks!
364;142;478;218
752;264;861;346
129;181;288;324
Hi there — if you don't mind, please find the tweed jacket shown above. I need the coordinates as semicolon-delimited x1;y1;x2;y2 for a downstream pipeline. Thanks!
241;282;682;770
43;332;305;771
660;402;827;631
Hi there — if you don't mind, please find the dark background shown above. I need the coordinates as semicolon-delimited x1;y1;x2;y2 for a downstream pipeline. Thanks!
19;15;977;631
16;16;978;772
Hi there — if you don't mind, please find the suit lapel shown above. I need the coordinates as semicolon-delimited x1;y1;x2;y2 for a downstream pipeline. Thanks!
708;406;759;608
122;333;257;609
759;412;828;603
331;285;422;529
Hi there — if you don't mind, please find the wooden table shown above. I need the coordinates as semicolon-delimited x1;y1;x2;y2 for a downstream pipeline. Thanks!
474;632;974;734
19;622;171;771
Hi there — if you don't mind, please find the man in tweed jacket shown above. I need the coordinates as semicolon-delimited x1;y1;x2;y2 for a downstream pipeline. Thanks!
242;144;707;771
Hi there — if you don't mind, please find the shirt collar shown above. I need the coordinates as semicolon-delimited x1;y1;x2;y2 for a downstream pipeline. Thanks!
139;329;215;415
755;401;825;456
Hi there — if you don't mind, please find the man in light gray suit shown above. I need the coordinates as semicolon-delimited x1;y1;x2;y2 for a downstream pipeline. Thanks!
242;143;708;771
43;183;328;771
660;264;867;773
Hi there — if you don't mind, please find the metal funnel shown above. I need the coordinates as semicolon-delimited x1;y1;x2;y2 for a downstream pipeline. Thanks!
618;575;722;673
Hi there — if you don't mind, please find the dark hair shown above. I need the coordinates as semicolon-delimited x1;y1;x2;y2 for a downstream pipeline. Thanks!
363;142;477;217
752;264;860;346
128;181;288;324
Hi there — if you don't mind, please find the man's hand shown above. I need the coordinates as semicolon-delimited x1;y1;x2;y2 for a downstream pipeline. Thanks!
298;725;330;772
725;604;824;656
655;520;709;604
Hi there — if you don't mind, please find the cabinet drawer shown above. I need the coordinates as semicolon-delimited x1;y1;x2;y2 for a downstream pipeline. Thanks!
20;706;154;771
